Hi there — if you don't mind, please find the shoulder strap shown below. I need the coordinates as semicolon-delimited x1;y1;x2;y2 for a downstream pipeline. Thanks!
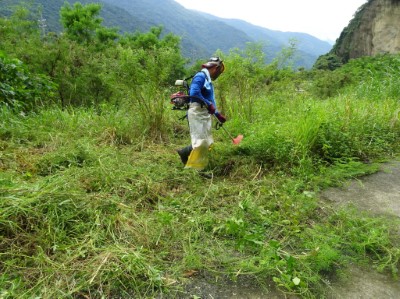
184;74;195;81
185;71;209;82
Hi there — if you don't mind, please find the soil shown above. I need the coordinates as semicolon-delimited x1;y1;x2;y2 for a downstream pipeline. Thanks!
168;161;400;299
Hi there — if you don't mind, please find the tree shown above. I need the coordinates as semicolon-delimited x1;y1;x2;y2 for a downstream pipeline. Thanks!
313;53;343;71
60;2;103;44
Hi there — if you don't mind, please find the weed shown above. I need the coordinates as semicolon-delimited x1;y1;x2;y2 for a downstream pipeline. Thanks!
2;54;400;297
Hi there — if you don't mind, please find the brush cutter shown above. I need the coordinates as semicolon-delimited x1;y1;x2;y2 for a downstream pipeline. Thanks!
214;115;243;145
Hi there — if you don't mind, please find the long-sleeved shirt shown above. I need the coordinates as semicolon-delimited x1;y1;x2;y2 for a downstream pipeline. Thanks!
189;68;218;113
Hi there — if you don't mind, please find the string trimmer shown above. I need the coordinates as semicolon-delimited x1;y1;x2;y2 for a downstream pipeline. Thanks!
214;115;243;145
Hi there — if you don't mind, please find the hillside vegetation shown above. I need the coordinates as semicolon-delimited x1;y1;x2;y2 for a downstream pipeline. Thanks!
0;0;332;68
1;3;400;298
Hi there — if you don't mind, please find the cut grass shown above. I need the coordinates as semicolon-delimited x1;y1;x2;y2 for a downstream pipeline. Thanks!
1;94;400;298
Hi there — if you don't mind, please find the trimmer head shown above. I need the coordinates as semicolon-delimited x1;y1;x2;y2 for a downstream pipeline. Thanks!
212;114;243;146
232;134;243;145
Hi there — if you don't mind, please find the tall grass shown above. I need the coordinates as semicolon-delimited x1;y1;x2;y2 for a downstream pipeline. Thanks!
234;90;400;170
2;59;400;298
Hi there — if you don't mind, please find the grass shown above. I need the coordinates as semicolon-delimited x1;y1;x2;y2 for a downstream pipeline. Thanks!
1;81;400;298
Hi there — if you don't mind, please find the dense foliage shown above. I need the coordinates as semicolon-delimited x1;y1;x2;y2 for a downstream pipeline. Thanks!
0;52;56;111
0;3;186;112
1;3;400;299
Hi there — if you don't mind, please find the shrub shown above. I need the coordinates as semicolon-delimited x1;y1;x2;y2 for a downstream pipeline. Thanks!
0;52;57;111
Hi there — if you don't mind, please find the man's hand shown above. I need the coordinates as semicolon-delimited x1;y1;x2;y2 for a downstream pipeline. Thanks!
215;112;226;123
207;104;216;114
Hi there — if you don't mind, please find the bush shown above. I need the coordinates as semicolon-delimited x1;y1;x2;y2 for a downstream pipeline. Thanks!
0;52;57;111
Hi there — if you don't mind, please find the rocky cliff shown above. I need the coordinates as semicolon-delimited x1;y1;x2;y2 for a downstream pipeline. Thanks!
316;0;400;68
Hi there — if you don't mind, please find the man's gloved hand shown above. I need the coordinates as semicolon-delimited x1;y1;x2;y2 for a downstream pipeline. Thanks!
207;104;216;114
215;112;227;123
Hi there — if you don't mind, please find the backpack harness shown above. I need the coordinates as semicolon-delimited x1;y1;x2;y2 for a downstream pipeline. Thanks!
169;71;209;112
169;71;225;130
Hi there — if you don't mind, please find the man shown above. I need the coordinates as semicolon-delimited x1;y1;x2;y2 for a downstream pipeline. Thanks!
177;57;226;171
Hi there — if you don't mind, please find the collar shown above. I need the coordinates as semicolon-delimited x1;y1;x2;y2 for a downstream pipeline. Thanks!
201;68;212;82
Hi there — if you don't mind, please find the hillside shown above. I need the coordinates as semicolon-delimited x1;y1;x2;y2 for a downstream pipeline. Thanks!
202;15;332;67
317;0;400;67
0;0;332;67
0;0;155;36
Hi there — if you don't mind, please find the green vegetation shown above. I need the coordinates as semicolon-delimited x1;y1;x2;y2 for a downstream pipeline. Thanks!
0;52;57;111
0;0;332;69
1;3;400;298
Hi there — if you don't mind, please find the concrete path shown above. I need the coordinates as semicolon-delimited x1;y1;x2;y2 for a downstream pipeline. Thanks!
321;160;400;298
321;161;400;217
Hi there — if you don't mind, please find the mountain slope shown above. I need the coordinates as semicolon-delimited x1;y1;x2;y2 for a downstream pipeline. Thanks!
0;0;155;34
100;0;256;59
0;0;332;68
203;15;332;66
102;0;332;67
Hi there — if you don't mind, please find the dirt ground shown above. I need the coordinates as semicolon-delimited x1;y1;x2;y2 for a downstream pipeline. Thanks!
175;161;400;299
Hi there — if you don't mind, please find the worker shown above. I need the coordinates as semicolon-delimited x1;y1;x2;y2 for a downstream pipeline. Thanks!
177;57;226;171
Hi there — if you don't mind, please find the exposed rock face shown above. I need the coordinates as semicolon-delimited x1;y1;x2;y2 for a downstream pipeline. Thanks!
333;0;400;62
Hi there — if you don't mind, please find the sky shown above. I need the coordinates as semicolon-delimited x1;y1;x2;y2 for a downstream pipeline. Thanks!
173;0;368;42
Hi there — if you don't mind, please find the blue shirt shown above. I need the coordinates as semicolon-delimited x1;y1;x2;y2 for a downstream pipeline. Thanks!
189;68;218;112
